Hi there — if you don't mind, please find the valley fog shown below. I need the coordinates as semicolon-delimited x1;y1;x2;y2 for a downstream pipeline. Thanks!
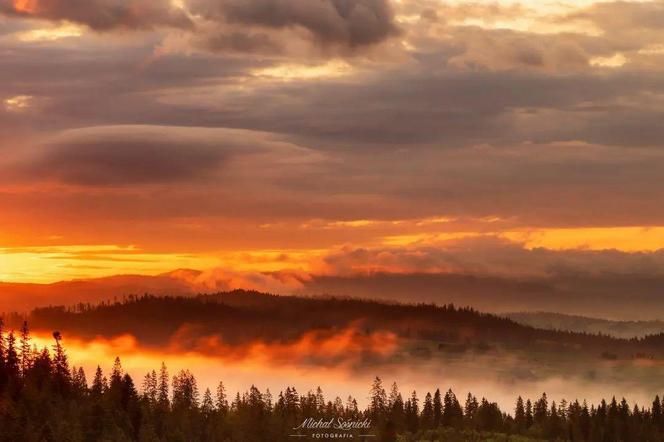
31;332;664;412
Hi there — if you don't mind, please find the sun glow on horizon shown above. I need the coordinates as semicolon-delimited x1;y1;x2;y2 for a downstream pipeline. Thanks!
17;23;84;42
3;224;664;284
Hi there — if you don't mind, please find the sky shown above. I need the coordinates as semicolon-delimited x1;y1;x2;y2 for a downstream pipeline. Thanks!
2;0;664;285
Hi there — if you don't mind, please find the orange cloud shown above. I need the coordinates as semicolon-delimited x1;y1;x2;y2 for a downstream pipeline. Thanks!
13;0;37;13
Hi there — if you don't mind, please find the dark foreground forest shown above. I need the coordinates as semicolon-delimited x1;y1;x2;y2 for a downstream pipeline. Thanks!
2;321;664;441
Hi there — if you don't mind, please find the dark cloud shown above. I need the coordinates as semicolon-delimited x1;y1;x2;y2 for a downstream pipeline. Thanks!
27;126;230;185
17;125;308;186
0;0;193;31
182;67;664;148
196;29;283;54
188;0;399;47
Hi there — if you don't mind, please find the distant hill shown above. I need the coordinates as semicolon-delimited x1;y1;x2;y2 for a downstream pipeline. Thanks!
6;270;664;321
11;290;664;361
506;312;664;339
0;271;199;312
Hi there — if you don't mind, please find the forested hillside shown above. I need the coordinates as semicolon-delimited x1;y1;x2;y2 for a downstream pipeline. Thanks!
9;290;664;360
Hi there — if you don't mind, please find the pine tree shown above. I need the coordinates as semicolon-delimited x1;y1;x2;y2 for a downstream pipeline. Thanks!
72;366;87;394
142;370;158;404
6;331;19;379
0;318;7;390
120;373;138;410
548;401;561;438
346;395;359;417
172;369;199;410
388;382;400;408
19;321;32;377
91;366;105;397
369;376;387;419
314;386;325;412
0;318;5;360
405;391;419;433
108;356;124;404
653;395;662;428
158;362;170;407
202;388;214;415
580;400;591;441
534;392;548;426
464;393;479;428
51;331;70;394
265;388;274;410
421;392;434;429
515;396;526;430
433;389;443;428
216;380;229;413
525;399;534;428
443;389;463;428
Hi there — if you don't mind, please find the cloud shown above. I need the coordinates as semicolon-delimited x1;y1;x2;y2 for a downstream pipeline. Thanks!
0;0;193;31
13;125;320;186
314;236;664;279
172;267;308;293
188;0;400;47
570;1;664;34
22;126;231;185
302;238;664;319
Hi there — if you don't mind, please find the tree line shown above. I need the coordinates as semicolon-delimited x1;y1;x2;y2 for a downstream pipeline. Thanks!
2;320;664;441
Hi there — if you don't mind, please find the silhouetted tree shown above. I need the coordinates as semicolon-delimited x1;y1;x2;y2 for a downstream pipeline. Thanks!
433;388;443;428
421;392;434;429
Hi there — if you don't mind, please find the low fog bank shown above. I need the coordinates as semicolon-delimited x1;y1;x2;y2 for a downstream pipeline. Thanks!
506;312;664;339
28;332;664;413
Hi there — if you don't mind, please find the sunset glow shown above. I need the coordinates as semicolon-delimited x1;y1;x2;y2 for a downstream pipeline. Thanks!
12;0;37;13
3;1;664;439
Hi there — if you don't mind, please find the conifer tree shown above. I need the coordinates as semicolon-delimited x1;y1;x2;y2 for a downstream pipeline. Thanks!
51;331;70;394
369;376;387;418
314;386;325;412
19;321;32;377
443;389;463;428
202;388;215;415
525;399;534;428
71;366;87;394
158;362;170;407
172;369;199;410
216;380;229;413
345;395;359;417
267;389;277;411
6;331;19;379
534;392;548;426
91;366;105;397
142;370;158;404
0;318;6;389
464;393;479;428
421;392;434;429
515;396;526;430
433;389;443;428
653;395;662;428
388;382;400;408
